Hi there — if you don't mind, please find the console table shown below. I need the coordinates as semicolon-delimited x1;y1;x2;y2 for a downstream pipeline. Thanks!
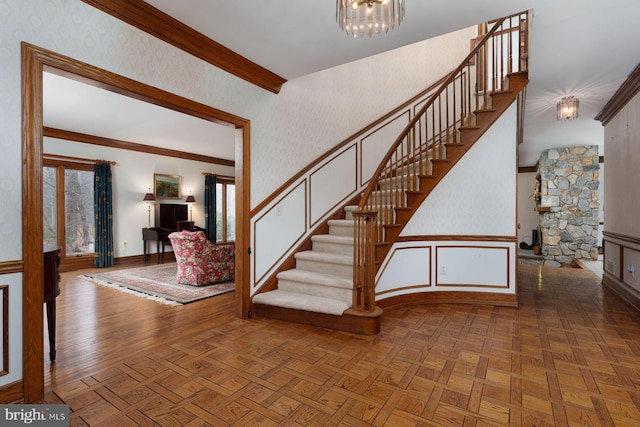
43;246;61;362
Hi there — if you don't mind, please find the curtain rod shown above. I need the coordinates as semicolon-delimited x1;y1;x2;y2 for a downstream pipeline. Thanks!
44;153;116;165
202;173;234;180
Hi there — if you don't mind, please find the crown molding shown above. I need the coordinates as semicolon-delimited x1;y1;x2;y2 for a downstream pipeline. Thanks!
81;0;287;94
595;63;640;125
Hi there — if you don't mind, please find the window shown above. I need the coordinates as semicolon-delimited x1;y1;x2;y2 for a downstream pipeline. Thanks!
215;179;235;243
43;161;95;259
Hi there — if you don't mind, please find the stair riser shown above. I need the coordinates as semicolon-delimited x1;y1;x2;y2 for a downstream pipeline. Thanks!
312;241;353;256
329;224;354;237
278;280;352;302
296;259;352;279
378;175;420;191
396;159;432;177
344;206;358;220
369;190;406;206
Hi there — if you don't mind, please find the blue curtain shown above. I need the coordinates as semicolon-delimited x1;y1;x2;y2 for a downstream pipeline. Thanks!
94;163;114;267
204;174;217;242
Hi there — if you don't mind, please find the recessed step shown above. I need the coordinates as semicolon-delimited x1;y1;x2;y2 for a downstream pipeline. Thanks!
311;234;353;256
253;290;351;315
344;205;358;220
328;219;355;237
295;251;352;279
277;269;352;302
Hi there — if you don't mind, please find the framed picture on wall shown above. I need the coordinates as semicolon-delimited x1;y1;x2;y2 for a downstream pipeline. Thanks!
154;174;182;200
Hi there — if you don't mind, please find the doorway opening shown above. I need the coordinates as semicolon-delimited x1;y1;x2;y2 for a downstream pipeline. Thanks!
22;42;251;402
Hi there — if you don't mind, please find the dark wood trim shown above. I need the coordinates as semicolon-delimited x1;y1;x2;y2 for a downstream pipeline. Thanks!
0;261;24;275
595;63;640;125
249;75;449;217
253;304;382;335
518;165;537;173
377;291;518;311
59;255;97;273
602;273;640;313
22;41;45;404
396;235;517;243
21;42;250;402
603;231;640;246
1;285;7;377
44;127;235;167
237;125;251;319
0;380;23;404
80;0;286;94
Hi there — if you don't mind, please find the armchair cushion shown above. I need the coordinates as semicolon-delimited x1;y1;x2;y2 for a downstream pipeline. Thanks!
168;230;234;286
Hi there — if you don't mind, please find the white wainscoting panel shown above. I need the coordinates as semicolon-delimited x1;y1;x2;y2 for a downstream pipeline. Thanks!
253;182;307;289
623;246;640;292
309;145;357;226
360;112;410;186
375;240;515;300
436;246;509;287
376;245;431;294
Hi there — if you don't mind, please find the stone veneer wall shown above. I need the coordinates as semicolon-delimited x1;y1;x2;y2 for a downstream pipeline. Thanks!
538;146;600;266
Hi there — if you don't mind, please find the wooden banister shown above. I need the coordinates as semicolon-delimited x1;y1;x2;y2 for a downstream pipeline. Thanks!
352;11;530;313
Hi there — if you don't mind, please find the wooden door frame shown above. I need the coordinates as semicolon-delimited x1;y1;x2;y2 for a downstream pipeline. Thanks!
21;42;252;402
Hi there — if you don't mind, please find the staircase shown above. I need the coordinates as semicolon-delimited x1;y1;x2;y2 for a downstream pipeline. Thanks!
253;206;382;334
252;11;530;334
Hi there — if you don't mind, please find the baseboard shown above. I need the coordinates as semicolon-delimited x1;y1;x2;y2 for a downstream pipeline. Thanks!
377;291;518;311
253;304;381;335
602;273;640;313
0;380;23;404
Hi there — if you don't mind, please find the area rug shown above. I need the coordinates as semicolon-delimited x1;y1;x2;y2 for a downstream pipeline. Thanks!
81;263;234;306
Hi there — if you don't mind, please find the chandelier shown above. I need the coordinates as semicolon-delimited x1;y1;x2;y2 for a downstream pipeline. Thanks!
557;96;579;121
337;0;405;38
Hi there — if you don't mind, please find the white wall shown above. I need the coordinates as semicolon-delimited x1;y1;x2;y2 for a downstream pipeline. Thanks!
44;137;234;257
378;104;519;300
0;0;476;387
518;172;539;246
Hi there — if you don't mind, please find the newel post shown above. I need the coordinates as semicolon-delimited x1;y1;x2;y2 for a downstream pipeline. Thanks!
352;210;377;313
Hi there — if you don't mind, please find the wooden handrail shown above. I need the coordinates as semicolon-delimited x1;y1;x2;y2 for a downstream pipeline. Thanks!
352;11;530;313
249;74;449;217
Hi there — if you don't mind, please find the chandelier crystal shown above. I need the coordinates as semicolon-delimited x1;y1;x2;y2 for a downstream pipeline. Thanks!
557;96;579;121
337;0;405;38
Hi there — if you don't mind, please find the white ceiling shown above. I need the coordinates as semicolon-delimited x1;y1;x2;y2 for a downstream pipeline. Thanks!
43;72;237;161
44;0;640;166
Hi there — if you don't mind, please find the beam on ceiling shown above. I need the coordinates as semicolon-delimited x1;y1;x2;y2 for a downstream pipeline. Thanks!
81;0;287;94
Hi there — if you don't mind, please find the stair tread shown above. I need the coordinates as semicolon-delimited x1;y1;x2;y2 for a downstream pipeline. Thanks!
295;250;352;265
328;219;355;226
253;290;351;315
277;269;352;289
311;234;353;245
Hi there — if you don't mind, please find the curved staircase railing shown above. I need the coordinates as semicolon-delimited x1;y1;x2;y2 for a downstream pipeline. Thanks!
352;11;531;313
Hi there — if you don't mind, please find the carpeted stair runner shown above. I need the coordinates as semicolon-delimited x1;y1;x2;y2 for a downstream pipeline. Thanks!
252;206;356;315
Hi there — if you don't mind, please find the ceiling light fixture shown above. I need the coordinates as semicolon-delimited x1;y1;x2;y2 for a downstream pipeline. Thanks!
337;0;404;38
557;96;579;121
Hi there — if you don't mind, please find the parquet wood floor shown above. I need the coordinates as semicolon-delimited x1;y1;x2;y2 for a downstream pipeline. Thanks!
40;263;640;426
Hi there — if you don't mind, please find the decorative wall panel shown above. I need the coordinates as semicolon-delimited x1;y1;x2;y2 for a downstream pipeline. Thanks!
309;145;357;226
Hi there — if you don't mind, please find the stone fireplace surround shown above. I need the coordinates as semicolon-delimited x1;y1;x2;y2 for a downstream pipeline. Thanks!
536;146;600;266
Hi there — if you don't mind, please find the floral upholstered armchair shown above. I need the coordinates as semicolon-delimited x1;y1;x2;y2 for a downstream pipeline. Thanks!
168;230;235;286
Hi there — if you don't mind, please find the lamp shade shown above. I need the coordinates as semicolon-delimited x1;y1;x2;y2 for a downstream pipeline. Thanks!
185;195;196;203
143;192;155;202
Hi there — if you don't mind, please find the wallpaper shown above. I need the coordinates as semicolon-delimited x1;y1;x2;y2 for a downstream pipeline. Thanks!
0;0;475;386
402;105;517;236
